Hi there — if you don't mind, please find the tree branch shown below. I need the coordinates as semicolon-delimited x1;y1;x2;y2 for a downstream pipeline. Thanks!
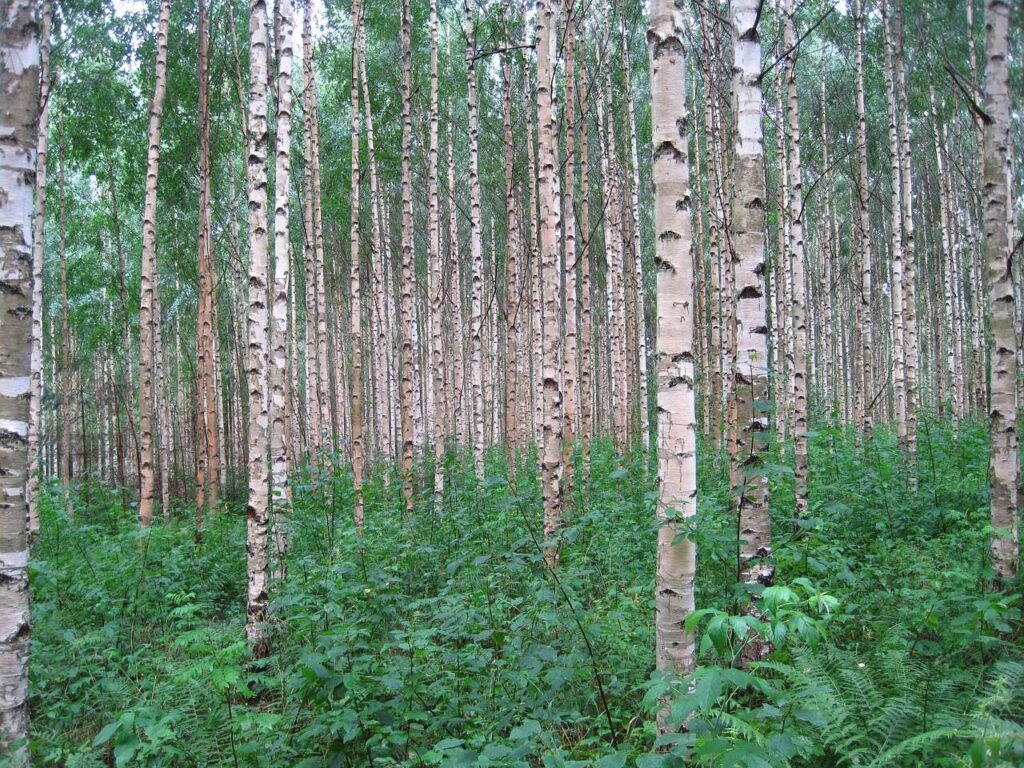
471;43;534;62
757;5;833;84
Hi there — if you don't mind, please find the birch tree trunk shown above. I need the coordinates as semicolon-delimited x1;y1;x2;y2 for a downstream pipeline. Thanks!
428;0;446;502
288;266;303;466
448;119;466;448
931;89;957;420
691;77;712;442
649;0;697;705
562;8;579;480
466;0;486;479
894;2;918;466
981;0;1018;581
621;14;649;452
882;0;907;450
138;0;171;527
0;1;39;756
577;2;593;468
853;0;874;439
783;0;808;519
358;30;390;462
58;122;71;502
349;0;365;528
731;0;772;589
245;0;272;656
302;8;330;450
595;37;626;446
27;0;51;538
819;53;837;422
301;11;321;452
271;0;295;562
502;50;520;462
196;0;219;526
536;0;564;566
400;0;416;510
154;275;171;518
772;62;789;445
525;69;543;448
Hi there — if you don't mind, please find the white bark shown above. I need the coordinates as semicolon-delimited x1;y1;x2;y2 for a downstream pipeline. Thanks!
649;0;697;703
245;0;271;655
0;0;38;757
271;0;295;566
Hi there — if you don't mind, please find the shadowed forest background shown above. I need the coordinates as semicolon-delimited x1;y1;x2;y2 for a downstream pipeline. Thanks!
0;0;1022;765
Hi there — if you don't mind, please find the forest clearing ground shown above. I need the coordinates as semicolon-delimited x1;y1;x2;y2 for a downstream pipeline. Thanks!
26;420;1024;767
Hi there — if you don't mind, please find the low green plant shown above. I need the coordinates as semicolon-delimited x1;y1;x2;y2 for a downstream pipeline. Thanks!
23;419;1024;767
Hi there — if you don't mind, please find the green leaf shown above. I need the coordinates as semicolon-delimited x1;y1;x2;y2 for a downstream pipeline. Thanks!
92;719;122;746
594;751;629;768
510;719;541;741
434;738;465;750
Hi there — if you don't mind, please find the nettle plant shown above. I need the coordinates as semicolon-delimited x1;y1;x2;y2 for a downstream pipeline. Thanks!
641;579;839;767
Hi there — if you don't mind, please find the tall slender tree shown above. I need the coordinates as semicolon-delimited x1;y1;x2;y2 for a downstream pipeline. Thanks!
58;121;70;497
466;0;486;478
138;0;171;527
731;0;771;589
349;0;365;527
245;0;272;656
562;4;579;481
447;117;466;447
783;0;808;519
578;0;593;468
400;0;416;509
27;0;52;538
981;0;1018;581
649;0;697;706
882;0;907;451
502;47;520;462
196;0;219;525
536;0;564;566
894;2;918;464
0;1;39;756
853;0;874;439
428;0;446;502
302;5;322;452
621;12;649;451
359;25;390;462
271;0;295;559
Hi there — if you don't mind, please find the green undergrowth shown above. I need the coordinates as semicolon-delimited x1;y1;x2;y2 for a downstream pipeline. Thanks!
19;417;1024;767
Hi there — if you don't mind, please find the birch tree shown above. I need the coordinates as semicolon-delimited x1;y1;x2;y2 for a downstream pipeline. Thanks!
245;0;272;656
562;6;579;478
853;0;874;439
882;0;907;451
196;0;219;525
27;0;51;538
894;2;918;464
731;0;771;588
271;0;295;555
466;0;486;478
502;48;520;461
536;0;564;566
349;0;365;526
0;1;38;756
400;0;416;509
783;0;808;519
649;0;697;701
428;0;446;501
981;0;1018;581
138;0;171;527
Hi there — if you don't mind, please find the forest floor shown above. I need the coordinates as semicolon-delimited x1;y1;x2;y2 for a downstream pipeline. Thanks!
24;420;1024;767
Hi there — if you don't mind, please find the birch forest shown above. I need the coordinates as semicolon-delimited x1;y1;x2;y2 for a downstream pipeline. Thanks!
2;0;1024;764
